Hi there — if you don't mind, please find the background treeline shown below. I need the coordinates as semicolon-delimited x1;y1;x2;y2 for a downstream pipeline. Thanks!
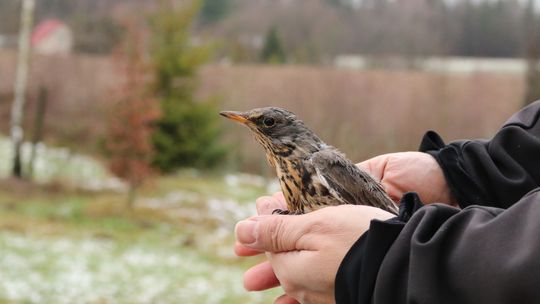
0;0;536;175
218;0;539;62
0;0;538;62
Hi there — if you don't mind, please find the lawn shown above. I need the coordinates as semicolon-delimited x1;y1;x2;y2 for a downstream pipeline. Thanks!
0;171;281;303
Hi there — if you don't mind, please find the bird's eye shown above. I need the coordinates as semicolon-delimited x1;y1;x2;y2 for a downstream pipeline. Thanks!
263;117;276;127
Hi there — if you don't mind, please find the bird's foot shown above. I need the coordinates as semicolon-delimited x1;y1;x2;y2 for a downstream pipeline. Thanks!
272;209;290;215
272;209;303;215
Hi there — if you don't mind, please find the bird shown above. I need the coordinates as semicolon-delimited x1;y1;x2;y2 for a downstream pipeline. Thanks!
220;107;399;215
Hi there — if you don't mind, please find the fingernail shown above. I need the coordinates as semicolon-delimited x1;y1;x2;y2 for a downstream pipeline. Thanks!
235;220;258;245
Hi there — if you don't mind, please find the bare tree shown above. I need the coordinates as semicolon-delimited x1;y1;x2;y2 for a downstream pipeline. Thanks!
10;0;35;178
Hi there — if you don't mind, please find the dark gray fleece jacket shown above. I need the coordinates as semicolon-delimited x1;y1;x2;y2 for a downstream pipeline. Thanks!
335;101;540;304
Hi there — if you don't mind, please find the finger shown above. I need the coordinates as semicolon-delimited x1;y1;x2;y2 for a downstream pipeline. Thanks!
236;215;312;252
234;242;263;256
375;177;402;203
269;250;317;289
272;191;286;203
243;261;280;291
256;196;281;215
256;194;287;215
274;294;300;304
357;154;389;181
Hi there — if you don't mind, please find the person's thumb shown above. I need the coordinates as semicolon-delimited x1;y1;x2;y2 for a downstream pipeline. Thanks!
356;154;389;181
235;215;307;253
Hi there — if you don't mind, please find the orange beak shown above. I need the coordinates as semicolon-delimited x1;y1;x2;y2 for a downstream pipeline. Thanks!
220;111;249;124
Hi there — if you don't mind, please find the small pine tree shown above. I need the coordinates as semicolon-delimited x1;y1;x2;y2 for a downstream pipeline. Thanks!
106;22;159;207
199;0;231;25
260;27;287;64
149;0;226;172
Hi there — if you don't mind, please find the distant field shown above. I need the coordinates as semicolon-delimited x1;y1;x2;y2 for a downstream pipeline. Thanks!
0;51;527;172
0;172;281;303
200;65;525;171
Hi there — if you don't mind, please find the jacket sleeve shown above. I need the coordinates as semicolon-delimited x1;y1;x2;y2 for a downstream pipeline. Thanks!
419;101;540;208
335;189;540;304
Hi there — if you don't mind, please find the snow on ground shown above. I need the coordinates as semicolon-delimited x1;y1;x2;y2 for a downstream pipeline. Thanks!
0;136;125;191
137;173;279;231
0;135;284;303
0;171;282;303
0;233;268;304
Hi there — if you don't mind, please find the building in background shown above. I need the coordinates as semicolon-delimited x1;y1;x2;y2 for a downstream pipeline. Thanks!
31;19;73;55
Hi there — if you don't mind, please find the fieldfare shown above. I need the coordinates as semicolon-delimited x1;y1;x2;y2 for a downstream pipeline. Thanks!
220;107;398;215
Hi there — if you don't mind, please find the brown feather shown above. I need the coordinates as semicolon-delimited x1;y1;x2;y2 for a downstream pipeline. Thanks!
220;107;399;215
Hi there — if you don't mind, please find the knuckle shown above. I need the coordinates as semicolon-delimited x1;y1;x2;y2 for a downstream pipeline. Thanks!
256;196;272;212
269;217;287;250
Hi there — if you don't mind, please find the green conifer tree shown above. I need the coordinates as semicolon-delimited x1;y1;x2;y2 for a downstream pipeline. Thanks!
199;0;230;25
149;0;225;172
260;27;286;64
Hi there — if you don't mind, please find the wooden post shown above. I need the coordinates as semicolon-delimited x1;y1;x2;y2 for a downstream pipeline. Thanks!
10;0;35;178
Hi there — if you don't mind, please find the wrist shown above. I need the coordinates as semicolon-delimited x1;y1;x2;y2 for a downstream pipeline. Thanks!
335;219;405;304
423;152;459;206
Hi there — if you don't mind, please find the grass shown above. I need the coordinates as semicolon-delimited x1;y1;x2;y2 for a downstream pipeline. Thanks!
0;172;281;303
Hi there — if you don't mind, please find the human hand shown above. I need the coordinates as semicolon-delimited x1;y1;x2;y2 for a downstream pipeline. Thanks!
235;193;394;304
358;152;457;206
235;193;298;304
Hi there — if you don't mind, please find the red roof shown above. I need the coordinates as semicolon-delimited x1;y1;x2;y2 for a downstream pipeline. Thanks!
31;19;64;46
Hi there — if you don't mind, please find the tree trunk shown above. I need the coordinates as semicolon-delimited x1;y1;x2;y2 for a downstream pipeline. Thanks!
28;87;48;179
10;0;35;178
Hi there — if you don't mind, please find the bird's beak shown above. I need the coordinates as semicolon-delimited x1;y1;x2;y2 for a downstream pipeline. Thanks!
219;111;249;124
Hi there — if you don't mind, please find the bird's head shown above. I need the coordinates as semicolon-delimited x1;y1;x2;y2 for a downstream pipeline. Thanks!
220;107;323;158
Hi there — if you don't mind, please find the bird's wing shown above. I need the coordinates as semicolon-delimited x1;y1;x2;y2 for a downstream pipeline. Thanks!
309;148;398;214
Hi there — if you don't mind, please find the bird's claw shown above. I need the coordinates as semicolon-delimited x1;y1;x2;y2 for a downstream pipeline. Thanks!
272;209;290;215
272;209;303;215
